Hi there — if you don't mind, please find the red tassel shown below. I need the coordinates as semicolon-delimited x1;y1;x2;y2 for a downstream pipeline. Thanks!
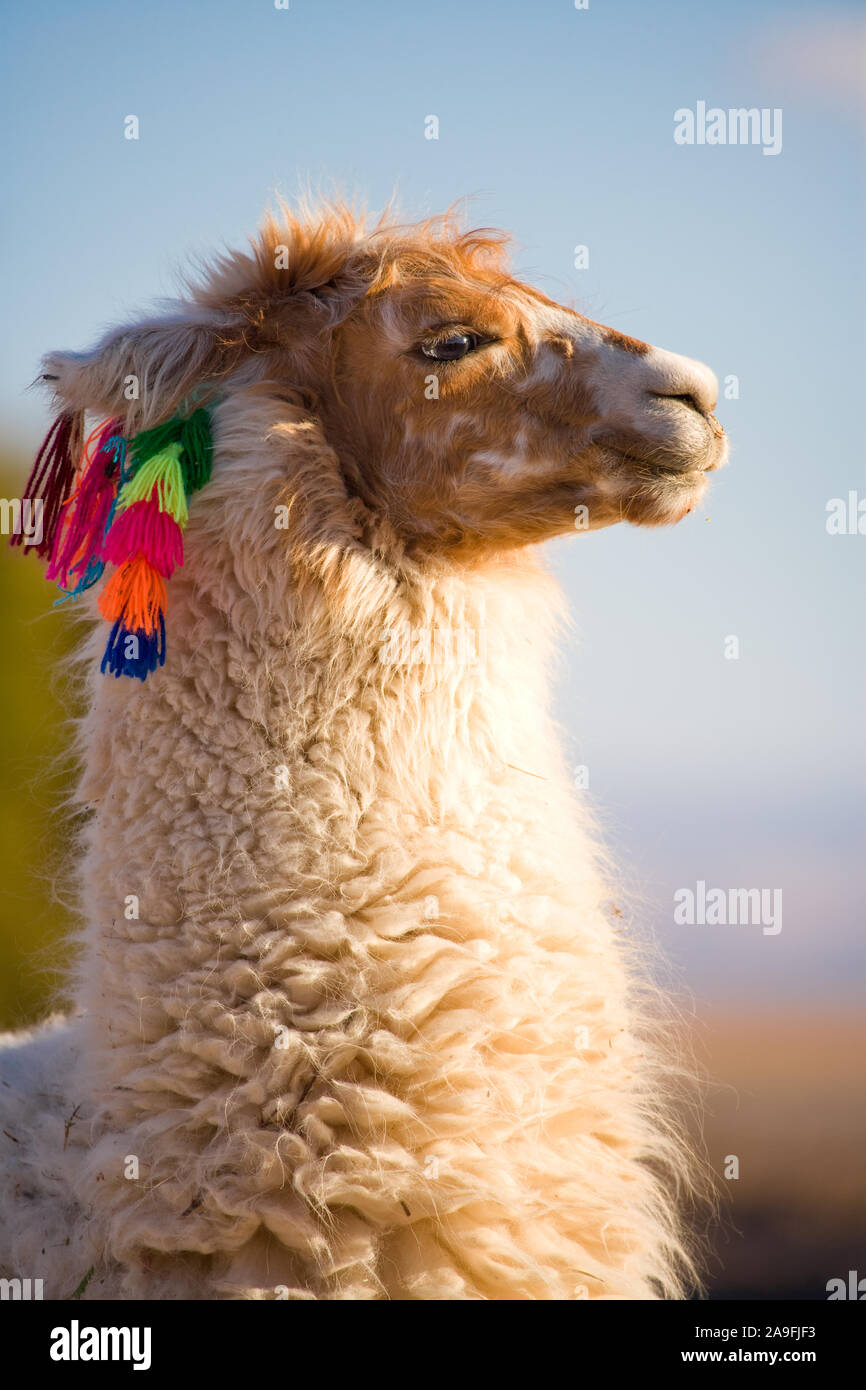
47;418;123;588
101;498;184;577
10;412;83;557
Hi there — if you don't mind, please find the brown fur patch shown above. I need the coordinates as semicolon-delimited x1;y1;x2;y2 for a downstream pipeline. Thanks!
598;327;650;356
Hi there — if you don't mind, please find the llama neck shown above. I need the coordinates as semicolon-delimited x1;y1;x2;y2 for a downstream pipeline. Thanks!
73;391;581;1086
65;393;661;1301
75;552;570;976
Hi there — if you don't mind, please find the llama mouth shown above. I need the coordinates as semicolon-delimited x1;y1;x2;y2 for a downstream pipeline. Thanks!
607;453;713;528
602;412;727;479
613;452;715;482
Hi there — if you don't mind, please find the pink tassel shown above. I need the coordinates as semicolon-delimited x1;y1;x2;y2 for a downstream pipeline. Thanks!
101;497;184;577
46;419;123;588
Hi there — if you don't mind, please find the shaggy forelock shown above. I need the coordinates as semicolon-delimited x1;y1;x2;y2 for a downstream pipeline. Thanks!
187;199;515;333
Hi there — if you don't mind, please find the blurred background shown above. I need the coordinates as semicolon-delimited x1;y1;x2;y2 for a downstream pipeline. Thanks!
1;0;863;1298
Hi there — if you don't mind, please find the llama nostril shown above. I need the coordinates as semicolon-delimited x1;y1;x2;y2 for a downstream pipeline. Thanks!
640;348;718;416
655;392;704;417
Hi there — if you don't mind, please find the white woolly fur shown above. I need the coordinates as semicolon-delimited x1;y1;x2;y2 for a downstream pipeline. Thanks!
0;211;706;1300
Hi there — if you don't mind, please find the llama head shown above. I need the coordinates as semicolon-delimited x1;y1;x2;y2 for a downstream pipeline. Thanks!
43;202;726;565
297;216;728;553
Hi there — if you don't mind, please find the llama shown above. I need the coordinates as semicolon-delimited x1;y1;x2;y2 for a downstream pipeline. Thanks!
0;203;726;1300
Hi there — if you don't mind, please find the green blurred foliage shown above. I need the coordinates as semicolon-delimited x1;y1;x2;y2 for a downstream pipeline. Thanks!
0;457;79;1029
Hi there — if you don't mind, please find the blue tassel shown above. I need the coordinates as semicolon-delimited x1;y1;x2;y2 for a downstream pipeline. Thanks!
100;615;166;681
54;554;106;604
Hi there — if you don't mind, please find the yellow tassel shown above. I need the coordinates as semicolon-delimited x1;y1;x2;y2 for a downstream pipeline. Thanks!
116;444;188;525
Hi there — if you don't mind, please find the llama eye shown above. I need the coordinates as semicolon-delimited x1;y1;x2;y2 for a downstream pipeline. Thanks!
420;332;480;361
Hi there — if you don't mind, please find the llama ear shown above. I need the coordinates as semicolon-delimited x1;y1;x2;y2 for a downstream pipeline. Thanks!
41;310;245;428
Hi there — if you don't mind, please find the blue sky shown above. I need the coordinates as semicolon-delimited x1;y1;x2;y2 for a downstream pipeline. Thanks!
1;0;863;1004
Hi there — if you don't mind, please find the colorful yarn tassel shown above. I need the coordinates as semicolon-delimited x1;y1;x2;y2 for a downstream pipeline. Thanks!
116;444;188;524
98;553;167;632
179;409;213;491
11;412;83;557
101;614;166;681
127;419;187;471
46;418;124;592
101;498;184;577
14;401;214;682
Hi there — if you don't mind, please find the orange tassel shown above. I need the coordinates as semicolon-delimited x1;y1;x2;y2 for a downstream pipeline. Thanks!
98;554;166;635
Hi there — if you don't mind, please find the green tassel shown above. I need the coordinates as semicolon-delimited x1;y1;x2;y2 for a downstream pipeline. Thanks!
128;419;184;473
179;408;213;492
